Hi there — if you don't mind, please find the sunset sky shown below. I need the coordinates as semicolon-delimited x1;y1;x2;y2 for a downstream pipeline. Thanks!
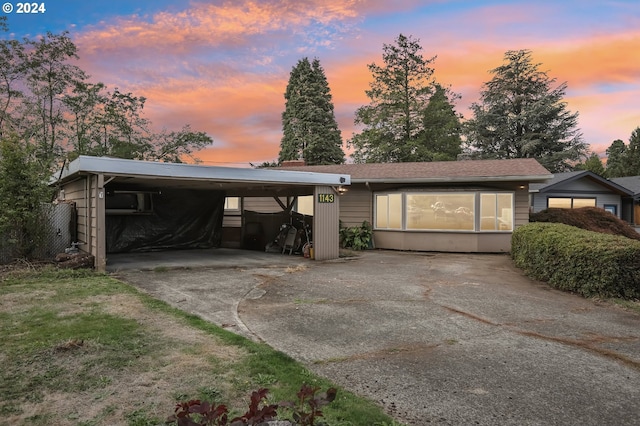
4;0;639;166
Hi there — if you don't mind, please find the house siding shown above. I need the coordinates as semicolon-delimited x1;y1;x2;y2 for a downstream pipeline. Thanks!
60;176;102;268
373;231;512;253
514;186;530;228
532;191;623;218
243;196;292;213
61;179;87;246
338;188;372;227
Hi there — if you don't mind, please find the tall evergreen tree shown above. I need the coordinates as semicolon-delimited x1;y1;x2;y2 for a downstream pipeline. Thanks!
464;49;587;173
349;34;437;163
604;139;627;177
417;83;462;161
622;127;640;176
574;152;605;176
279;57;344;165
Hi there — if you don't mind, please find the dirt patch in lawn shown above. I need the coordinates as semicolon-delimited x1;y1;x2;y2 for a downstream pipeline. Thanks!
1;276;247;426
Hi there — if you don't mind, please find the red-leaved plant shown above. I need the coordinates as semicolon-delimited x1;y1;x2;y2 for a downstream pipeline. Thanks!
167;385;336;426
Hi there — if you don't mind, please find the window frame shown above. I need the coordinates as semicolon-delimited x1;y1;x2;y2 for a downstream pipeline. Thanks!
375;193;403;230
373;190;515;233
547;197;596;209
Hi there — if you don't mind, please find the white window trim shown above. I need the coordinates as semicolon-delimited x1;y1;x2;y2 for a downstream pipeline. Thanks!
373;190;515;233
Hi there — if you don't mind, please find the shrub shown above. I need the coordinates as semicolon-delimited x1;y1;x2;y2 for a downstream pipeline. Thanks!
530;207;640;241
0;135;52;261
512;222;640;299
339;221;372;251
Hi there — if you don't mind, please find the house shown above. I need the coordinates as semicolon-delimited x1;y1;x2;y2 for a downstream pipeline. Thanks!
529;171;634;221
609;176;640;225
270;158;552;253
52;155;351;271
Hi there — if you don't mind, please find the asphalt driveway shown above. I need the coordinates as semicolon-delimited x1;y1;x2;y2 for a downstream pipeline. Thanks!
116;250;640;425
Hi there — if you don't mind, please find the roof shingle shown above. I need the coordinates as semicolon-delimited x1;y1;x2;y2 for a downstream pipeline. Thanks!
280;158;551;182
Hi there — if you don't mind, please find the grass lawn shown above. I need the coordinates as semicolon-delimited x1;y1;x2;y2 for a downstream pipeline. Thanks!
0;267;399;426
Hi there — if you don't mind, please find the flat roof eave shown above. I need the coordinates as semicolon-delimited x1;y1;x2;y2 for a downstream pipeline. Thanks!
55;156;351;187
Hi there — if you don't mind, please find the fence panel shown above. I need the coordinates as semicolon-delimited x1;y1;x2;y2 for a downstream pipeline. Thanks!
0;202;76;264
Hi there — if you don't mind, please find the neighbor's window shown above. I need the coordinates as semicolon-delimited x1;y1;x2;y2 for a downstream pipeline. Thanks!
572;198;596;208
375;193;402;229
224;196;240;211
406;193;475;231
480;193;514;231
548;197;595;209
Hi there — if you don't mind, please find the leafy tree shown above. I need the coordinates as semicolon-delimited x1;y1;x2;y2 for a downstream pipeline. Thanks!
574;152;605;176
604;139;627;177
0;134;51;259
63;81;107;158
151;125;212;163
464;49;587;172
279;57;344;165
252;161;279;168
98;89;151;159
349;34;438;163
0;20;212;166
0;26;25;139
22;31;87;166
418;83;462;161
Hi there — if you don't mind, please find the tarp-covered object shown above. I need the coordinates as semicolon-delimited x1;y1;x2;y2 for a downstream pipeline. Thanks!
106;188;225;253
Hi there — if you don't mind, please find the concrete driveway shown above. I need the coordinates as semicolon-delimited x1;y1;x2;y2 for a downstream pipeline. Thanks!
115;250;640;425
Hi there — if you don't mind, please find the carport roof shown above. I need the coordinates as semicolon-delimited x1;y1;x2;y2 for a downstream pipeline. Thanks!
53;156;350;194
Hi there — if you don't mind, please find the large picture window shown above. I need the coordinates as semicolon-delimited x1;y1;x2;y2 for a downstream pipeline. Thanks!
407;193;474;230
375;191;514;232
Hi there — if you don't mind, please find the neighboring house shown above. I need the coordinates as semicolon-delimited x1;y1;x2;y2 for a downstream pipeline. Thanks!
610;176;640;225
273;159;552;253
529;171;634;221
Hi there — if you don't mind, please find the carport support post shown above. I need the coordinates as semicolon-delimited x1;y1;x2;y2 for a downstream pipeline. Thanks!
95;173;107;272
313;185;340;261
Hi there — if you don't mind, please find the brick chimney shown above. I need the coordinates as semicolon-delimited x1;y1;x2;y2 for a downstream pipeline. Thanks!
281;160;307;167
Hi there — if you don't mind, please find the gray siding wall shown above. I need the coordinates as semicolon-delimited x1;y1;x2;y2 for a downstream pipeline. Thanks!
338;187;372;227
531;191;623;218
61;179;87;246
242;197;290;213
61;175;102;268
514;186;530;228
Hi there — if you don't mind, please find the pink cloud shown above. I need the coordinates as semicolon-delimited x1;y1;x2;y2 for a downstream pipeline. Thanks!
67;0;639;165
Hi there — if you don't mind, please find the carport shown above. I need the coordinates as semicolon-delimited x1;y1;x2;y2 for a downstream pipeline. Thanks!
52;156;350;271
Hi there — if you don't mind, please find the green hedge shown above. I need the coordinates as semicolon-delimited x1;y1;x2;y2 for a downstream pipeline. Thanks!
511;222;640;299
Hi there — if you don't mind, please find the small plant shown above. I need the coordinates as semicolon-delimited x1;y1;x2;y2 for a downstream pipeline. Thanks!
280;384;337;426
167;385;337;426
339;221;372;251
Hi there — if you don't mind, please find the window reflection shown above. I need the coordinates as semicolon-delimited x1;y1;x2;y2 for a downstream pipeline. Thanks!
407;194;475;230
481;193;513;231
548;197;596;209
375;191;514;232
